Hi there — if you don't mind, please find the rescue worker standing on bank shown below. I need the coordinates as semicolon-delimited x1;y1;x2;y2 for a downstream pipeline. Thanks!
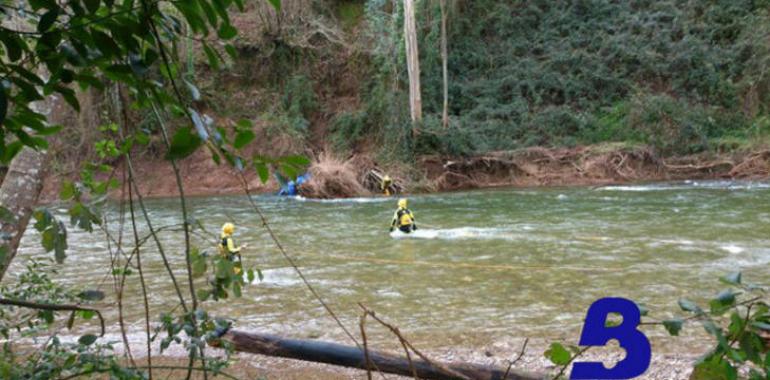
220;222;245;274
390;198;417;233
381;175;393;196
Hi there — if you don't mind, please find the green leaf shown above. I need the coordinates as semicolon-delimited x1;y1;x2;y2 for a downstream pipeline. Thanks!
720;272;741;285
29;0;56;11
690;357;737;380
678;298;702;314
739;333;764;365
280;163;298;180
1;34;23;62
267;0;281;11
78;334;97;346
247;269;255;283
752;322;770;332
66;311;76;330
83;0;100;13
55;85;80;112
40;310;54;324
198;0;219;27
191;248;207;277
236;119;252;129
35;211;68;263
234;130;255;149
225;44;238;59
77;290;105;301
544;342;571;366
61;44;85;66
36;125;63;136
215;259;234;280
728;312;746;339
69;202;100;232
197;289;211;301
232;281;242;298
166;127;203;160
255;162;269;183
218;24;238;40
78;310;95;320
135;131;150;145
748;369;764;380
173;1;206;33
92;30;120;59
203;44;220;70
663;319;684;336
74;74;103;90
212;0;231;23
59;181;77;200
129;53;149;76
710;290;737;315
103;64;133;82
281;155;311;166
37;8;59;33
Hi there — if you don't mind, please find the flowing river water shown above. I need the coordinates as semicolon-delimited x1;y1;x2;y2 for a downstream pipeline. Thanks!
9;180;770;355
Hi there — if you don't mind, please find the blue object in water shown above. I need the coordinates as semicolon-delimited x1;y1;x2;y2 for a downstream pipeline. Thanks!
278;173;310;196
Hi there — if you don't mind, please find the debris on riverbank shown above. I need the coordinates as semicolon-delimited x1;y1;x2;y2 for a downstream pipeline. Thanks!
37;143;770;201
422;144;770;192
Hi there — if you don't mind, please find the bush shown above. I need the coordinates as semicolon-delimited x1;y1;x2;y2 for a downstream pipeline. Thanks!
283;74;318;122
329;111;369;152
356;0;770;157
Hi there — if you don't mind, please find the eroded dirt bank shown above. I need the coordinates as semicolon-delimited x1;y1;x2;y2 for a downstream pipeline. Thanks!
421;145;770;192
40;144;770;202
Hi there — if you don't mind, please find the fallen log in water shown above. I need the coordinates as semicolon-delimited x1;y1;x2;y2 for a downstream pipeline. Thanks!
211;330;544;380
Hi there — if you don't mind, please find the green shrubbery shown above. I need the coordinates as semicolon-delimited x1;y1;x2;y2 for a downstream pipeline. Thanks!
357;0;770;157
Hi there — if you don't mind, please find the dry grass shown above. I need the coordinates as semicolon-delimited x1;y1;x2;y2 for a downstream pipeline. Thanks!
299;152;368;199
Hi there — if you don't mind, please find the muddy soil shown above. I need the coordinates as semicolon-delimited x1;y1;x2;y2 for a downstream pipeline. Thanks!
39;144;770;202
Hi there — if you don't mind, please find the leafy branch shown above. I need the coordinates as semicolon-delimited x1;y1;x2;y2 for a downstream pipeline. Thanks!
0;297;105;336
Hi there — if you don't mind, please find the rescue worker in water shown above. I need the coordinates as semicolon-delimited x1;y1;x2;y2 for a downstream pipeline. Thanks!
390;198;417;233
220;222;246;274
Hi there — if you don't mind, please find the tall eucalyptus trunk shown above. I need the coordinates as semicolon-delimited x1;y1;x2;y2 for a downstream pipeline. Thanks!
440;0;449;128
404;0;423;127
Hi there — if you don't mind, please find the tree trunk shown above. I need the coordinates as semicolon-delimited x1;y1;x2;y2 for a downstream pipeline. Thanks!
0;146;47;282
212;330;543;380
440;0;449;129
404;0;423;127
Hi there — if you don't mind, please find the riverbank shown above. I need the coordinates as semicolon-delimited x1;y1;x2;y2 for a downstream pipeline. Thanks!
52;332;704;379
40;143;770;202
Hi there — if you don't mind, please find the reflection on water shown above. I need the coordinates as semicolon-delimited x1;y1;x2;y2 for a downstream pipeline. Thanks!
8;180;770;348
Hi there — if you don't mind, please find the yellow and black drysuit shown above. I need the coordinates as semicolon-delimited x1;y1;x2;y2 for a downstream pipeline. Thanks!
381;175;393;196
390;199;417;233
219;223;243;275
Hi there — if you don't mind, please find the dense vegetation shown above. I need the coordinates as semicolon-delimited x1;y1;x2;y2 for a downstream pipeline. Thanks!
323;0;770;157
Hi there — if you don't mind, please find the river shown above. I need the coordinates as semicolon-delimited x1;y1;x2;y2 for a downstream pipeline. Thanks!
9;180;770;353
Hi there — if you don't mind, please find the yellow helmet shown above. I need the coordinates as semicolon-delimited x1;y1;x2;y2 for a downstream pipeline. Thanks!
397;198;407;209
222;222;235;235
